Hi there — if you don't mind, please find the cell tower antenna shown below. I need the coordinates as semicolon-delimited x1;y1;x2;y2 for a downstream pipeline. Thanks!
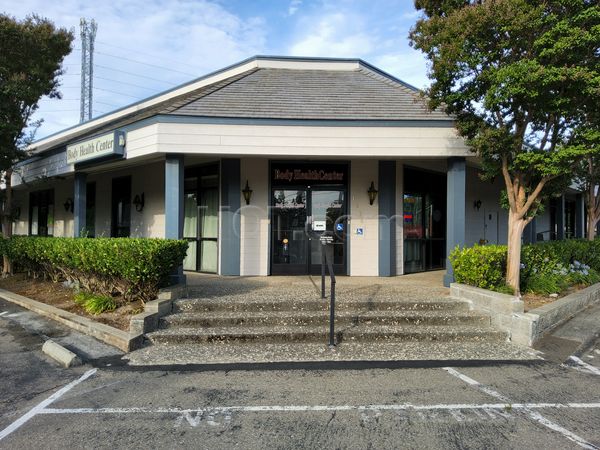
80;18;97;123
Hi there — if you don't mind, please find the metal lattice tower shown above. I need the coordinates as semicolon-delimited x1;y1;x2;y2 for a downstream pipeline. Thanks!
79;18;97;123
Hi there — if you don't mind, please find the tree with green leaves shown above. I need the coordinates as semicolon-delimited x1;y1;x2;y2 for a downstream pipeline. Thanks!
410;0;600;294
570;121;600;240
0;14;73;274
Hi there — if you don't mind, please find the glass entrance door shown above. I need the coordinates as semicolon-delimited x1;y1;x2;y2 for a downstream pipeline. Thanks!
271;188;346;275
271;189;308;274
182;167;219;273
309;189;346;274
403;192;446;273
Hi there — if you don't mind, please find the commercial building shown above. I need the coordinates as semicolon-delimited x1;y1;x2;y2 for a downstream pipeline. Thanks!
12;56;586;284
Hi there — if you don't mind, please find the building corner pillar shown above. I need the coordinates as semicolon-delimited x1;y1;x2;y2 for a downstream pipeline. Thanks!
444;157;466;287
220;158;241;276
165;154;185;284
74;172;87;237
378;161;396;277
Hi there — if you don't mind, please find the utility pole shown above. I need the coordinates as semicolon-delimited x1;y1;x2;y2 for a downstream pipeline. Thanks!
80;18;97;123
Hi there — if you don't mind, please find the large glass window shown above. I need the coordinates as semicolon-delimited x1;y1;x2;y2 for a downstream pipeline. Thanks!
29;189;54;236
85;182;96;237
182;166;219;273
111;177;131;237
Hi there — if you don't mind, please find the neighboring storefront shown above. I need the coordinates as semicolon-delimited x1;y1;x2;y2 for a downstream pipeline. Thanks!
11;56;586;284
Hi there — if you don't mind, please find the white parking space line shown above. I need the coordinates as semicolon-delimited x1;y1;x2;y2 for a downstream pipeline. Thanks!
37;402;600;415
568;356;600;376
0;369;97;442
0;311;8;316
443;367;599;450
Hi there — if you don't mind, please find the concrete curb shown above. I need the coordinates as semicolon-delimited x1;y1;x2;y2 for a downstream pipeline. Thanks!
129;283;187;334
42;339;82;368
0;288;143;352
451;282;600;347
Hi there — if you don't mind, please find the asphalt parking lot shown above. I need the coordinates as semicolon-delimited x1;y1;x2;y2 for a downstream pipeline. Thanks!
1;301;600;449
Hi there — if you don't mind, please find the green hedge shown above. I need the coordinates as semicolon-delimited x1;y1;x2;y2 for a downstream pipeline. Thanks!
450;239;600;294
2;237;188;302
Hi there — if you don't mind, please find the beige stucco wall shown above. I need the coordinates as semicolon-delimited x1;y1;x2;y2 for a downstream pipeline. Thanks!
52;180;74;237
239;158;269;276
349;159;379;276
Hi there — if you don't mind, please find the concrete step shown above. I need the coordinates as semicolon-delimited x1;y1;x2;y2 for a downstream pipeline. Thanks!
160;310;490;328
172;297;470;314
146;324;507;345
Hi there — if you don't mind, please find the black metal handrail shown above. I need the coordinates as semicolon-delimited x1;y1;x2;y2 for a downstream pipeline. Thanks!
320;236;336;348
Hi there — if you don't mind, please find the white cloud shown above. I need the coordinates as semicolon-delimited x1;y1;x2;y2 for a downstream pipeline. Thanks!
289;12;374;57
288;0;302;16
1;0;268;138
372;52;431;91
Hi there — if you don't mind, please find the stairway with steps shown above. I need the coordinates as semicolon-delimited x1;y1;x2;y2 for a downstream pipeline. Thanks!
146;292;507;347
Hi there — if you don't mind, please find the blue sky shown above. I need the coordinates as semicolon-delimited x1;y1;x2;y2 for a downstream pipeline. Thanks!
1;0;427;139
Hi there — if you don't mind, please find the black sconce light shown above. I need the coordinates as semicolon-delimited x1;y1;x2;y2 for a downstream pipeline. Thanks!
473;199;482;211
367;181;378;206
242;180;253;205
64;198;74;213
133;193;145;212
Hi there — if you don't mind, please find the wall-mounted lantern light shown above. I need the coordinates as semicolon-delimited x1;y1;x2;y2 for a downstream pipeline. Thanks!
133;193;145;212
64;198;74;213
367;181;378;206
473;199;482;211
242;180;253;205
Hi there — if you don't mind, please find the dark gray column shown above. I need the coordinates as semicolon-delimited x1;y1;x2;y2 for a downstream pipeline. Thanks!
165;155;185;284
378;161;396;277
73;172;87;237
444;157;466;287
523;217;537;244
165;154;184;239
575;194;585;239
220;158;241;276
556;195;565;240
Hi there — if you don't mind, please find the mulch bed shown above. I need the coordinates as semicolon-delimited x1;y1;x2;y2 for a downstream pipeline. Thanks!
522;284;586;312
0;273;142;331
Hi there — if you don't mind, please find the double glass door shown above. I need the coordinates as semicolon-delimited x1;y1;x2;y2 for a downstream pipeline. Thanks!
271;188;346;275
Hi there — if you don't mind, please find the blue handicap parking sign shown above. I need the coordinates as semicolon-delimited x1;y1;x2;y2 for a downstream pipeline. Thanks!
336;223;344;232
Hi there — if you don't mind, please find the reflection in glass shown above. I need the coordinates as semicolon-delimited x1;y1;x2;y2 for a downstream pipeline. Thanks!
272;190;308;266
310;190;345;266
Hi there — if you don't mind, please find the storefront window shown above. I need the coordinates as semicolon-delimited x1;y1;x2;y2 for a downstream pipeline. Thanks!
29;189;54;236
111;177;131;237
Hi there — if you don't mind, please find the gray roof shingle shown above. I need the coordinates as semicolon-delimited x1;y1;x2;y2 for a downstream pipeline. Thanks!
164;67;450;121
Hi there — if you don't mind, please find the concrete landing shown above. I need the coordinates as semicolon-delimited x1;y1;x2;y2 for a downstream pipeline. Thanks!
125;341;540;366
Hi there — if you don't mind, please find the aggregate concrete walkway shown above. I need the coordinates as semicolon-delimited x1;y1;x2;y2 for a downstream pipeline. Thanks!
127;272;539;366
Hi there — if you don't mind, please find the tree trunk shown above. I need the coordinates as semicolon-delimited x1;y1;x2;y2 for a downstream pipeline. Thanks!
2;170;13;276
587;205;598;241
506;208;526;296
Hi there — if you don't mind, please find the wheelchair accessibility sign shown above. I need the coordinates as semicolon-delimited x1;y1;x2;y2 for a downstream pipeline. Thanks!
336;223;344;232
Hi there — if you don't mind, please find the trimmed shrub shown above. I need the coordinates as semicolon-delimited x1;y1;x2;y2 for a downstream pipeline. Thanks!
451;238;600;295
449;245;507;291
3;237;188;302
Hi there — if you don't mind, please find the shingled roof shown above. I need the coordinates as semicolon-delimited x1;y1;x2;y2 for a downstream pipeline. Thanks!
163;67;450;121
30;56;452;154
